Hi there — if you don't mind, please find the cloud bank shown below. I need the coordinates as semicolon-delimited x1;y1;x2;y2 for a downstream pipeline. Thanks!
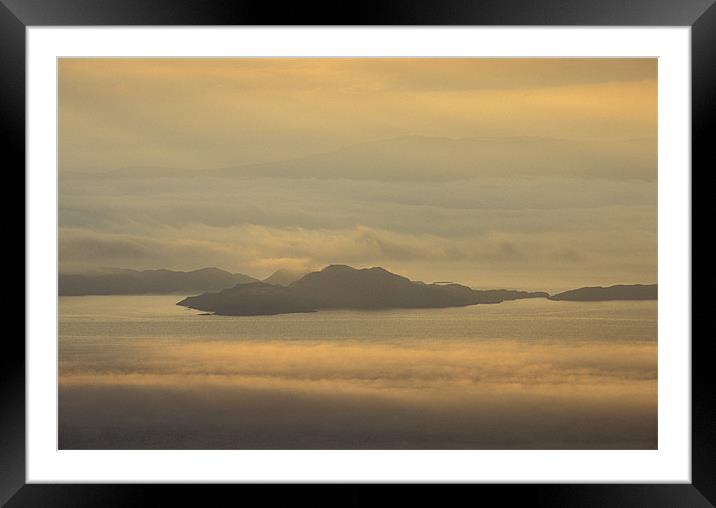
59;59;657;290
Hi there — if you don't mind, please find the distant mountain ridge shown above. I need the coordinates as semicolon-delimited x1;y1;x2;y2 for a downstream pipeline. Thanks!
263;269;309;287
549;284;657;301
177;264;548;316
206;135;655;181
96;135;654;182
59;267;258;296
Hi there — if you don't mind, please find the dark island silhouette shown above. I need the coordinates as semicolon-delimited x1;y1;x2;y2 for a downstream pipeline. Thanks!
177;264;549;316
549;284;657;301
59;264;657;313
59;267;257;296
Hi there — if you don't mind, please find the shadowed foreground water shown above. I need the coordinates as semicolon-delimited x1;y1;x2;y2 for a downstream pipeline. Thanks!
59;296;657;449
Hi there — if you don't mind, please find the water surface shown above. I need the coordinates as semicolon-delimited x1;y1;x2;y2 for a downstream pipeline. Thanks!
59;296;657;449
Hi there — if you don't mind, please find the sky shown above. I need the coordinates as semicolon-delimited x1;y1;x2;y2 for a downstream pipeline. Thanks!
59;58;657;291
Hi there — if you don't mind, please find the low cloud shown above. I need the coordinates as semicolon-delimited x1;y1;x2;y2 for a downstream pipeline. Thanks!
61;339;658;391
59;336;657;449
59;219;655;290
59;232;153;262
58;169;656;289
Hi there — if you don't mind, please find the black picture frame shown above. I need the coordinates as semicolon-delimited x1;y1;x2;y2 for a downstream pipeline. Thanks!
4;0;707;505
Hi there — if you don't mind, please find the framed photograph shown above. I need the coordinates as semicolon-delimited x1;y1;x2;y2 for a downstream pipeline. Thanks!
8;0;707;505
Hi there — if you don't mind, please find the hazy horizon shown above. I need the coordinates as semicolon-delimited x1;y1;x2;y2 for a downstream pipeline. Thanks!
59;58;657;292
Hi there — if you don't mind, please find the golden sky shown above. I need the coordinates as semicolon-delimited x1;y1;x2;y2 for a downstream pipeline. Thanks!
59;58;657;290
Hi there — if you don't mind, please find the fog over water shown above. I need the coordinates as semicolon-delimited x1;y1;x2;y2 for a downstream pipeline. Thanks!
59;296;657;449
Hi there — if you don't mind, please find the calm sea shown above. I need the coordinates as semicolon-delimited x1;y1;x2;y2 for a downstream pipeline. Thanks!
59;295;657;449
